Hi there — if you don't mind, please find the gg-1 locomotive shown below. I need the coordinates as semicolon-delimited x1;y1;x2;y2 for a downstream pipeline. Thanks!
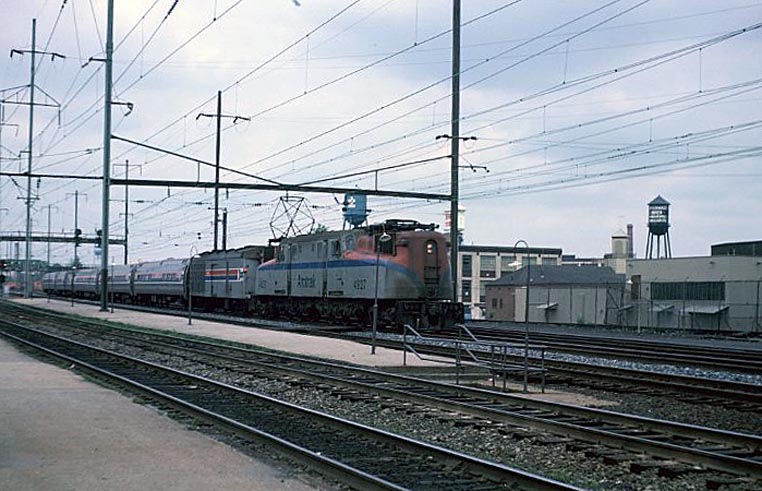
42;219;463;329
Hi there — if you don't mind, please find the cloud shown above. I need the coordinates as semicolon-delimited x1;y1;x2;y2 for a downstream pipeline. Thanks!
1;0;760;264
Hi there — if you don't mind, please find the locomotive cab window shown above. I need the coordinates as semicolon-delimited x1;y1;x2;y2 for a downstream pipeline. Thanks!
332;240;341;257
376;234;395;255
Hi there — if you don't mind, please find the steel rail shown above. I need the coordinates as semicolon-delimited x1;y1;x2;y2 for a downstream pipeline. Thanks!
2;303;761;481
5;298;760;405
453;327;762;373
0;320;582;491
361;335;762;405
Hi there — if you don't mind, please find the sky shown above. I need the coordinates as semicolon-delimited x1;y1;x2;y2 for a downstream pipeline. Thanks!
1;0;761;266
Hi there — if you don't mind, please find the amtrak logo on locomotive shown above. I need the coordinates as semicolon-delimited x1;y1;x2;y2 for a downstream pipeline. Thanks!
296;274;316;288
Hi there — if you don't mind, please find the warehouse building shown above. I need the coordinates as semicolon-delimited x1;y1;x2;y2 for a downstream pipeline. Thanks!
458;245;563;320
625;252;762;332
485;265;624;324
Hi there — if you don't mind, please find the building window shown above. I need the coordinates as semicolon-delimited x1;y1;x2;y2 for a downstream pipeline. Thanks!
651;281;725;301
479;283;487;303
630;275;641;300
480;255;496;278
462;280;472;302
462;254;472;277
491;298;497;308
542;257;557;266
521;256;537;266
500;255;516;272
499;298;504;309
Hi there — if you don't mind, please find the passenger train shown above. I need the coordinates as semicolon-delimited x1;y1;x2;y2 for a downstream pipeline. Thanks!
42;220;464;329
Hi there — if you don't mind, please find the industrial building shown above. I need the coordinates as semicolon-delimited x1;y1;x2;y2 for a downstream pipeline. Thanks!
625;244;762;332
485;265;624;324
457;245;563;319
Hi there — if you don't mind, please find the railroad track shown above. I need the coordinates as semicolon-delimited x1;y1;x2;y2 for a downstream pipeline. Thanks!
0;319;579;491
9;298;762;409
348;334;762;411
25;292;353;332
28;294;762;373
2;302;761;489
447;325;762;374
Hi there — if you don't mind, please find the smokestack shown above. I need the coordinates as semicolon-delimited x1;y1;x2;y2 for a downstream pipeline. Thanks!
626;223;634;258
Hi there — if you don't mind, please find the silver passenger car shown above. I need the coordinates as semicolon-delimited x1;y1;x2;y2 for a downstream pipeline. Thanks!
133;258;188;304
108;264;135;300
72;268;99;298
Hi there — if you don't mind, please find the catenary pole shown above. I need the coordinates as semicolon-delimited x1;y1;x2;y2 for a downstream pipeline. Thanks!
195;90;248;251
73;191;79;266
113;159;140;264
449;0;461;303
100;0;114;311
124;161;129;264
221;208;228;250
46;204;53;266
214;90;222;251
23;19;36;298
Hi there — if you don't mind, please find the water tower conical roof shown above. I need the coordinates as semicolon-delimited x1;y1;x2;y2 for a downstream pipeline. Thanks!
649;195;670;206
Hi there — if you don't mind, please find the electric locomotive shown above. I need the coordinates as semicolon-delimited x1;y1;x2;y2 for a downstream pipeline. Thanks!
254;219;462;329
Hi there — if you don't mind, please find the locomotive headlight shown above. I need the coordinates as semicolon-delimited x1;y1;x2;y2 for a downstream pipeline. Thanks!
426;243;434;254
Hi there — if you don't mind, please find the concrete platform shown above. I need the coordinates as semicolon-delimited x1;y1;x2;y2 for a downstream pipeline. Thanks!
10;298;450;368
0;337;325;491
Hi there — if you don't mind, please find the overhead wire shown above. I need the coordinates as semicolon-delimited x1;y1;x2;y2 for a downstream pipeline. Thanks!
237;0;650;178
108;0;367;169
128;0;526;177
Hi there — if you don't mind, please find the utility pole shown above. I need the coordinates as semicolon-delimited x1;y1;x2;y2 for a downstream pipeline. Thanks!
8;19;64;297
100;0;115;311
449;0;461;303
66;191;86;267
46;204;58;267
214;92;221;251
23;19;35;298
113;159;141;264
221;208;228;251
0;104;19;256
196;91;249;251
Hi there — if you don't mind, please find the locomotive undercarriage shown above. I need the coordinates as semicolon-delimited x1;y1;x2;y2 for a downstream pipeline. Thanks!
253;296;387;326
252;296;462;330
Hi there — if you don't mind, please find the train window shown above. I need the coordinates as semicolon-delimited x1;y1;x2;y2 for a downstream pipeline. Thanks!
344;235;355;251
332;240;341;257
376;234;395;255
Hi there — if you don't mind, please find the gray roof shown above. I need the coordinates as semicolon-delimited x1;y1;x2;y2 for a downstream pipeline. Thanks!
489;264;624;287
460;244;562;255
649;195;670;206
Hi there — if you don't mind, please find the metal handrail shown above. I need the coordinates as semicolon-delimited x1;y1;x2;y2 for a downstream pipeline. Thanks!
402;323;547;392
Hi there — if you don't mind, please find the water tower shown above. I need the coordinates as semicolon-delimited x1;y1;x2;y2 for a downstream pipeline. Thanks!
342;192;369;229
645;195;672;259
